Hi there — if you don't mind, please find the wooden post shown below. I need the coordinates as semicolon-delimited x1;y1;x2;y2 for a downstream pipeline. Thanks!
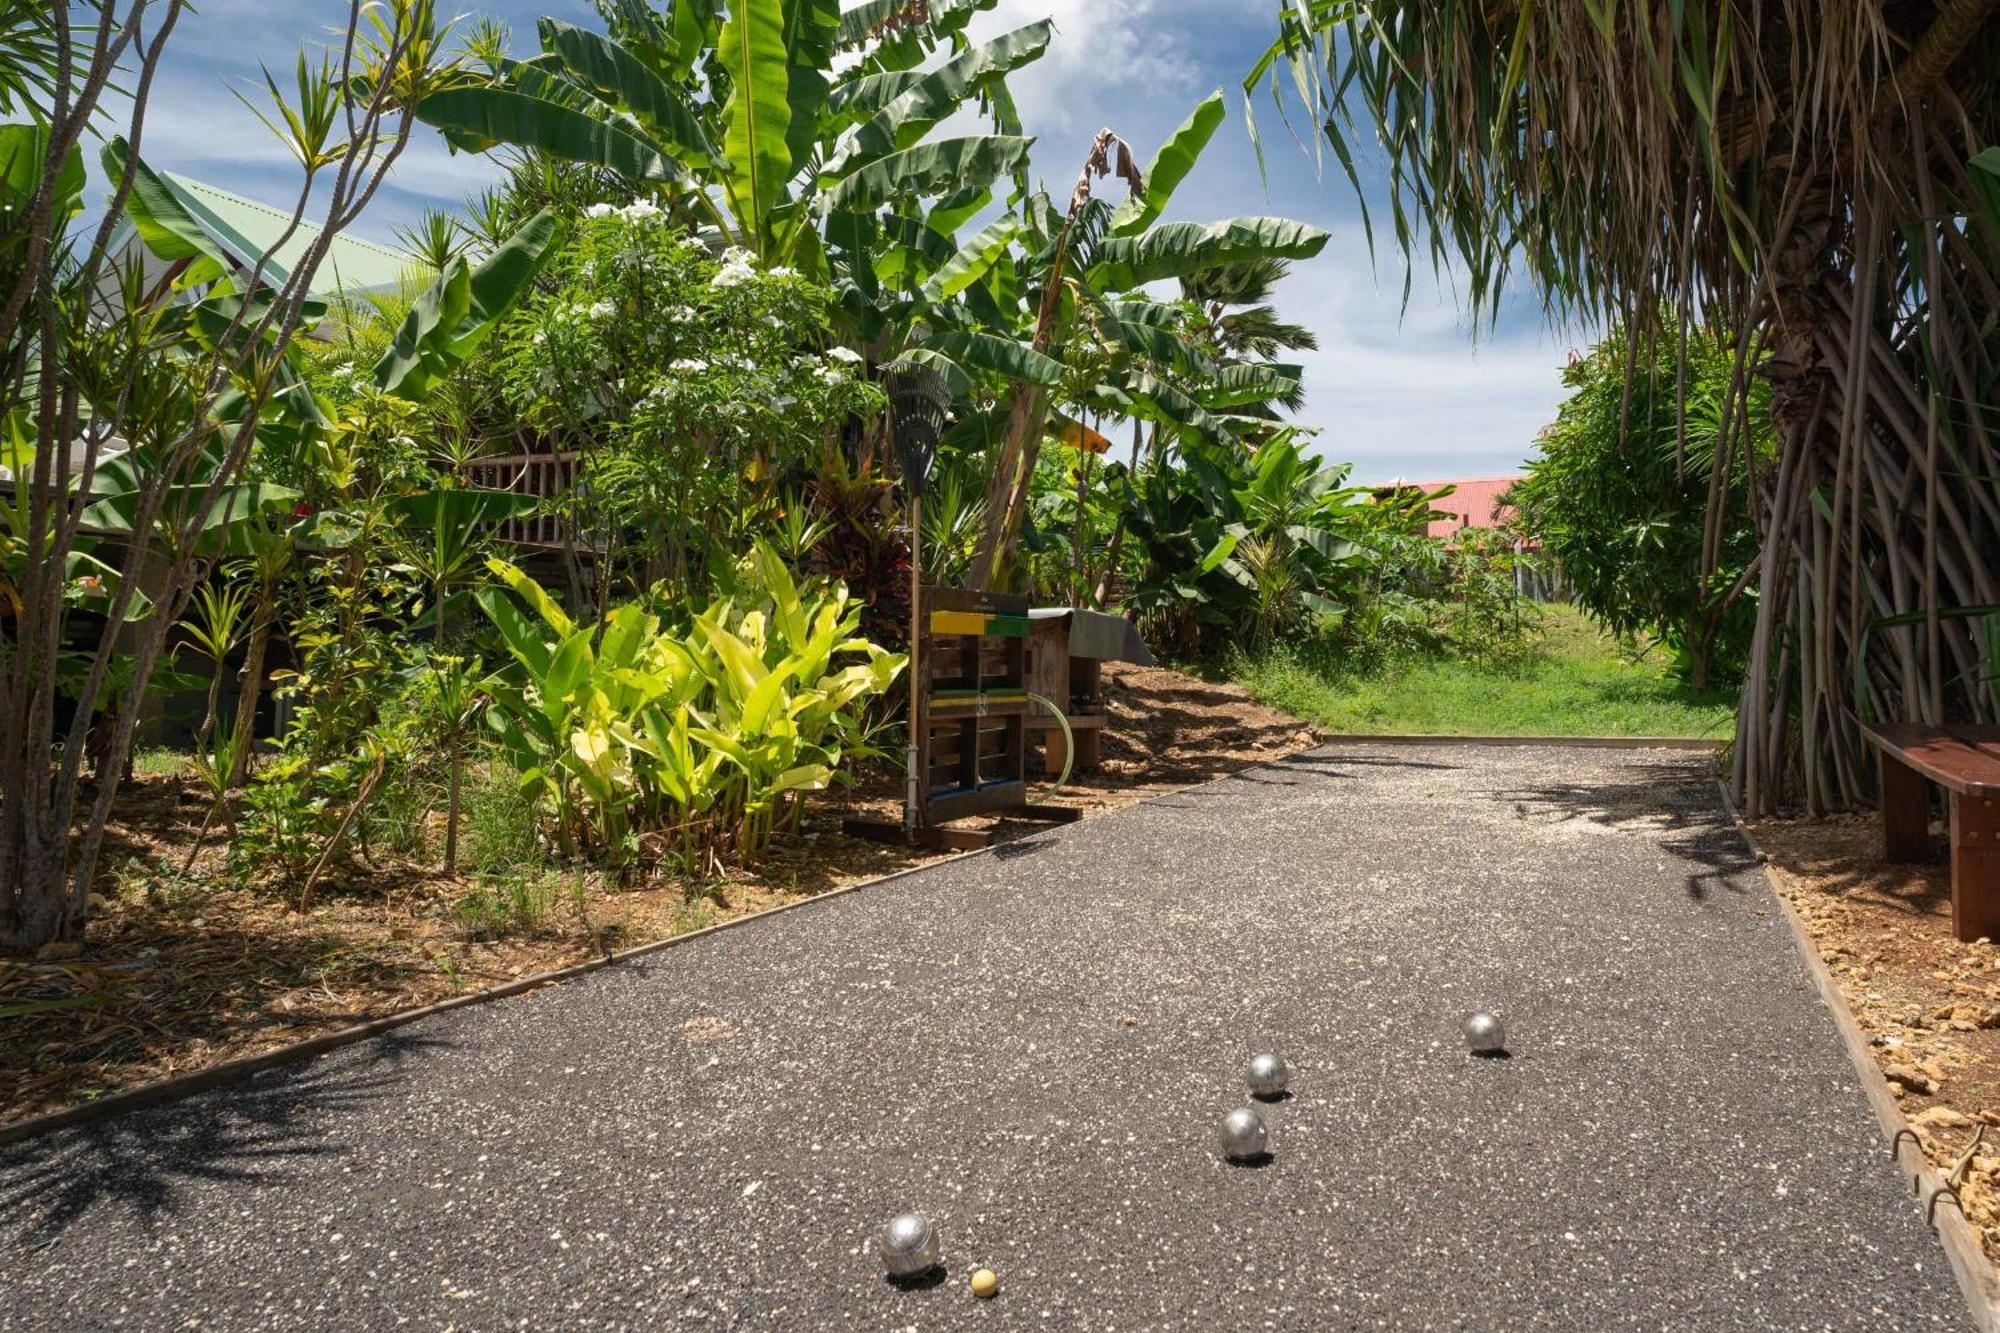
1951;792;2000;942
1880;752;1933;862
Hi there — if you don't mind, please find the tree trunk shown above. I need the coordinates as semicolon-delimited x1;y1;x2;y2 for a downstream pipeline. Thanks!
444;740;462;878
225;599;276;789
968;384;1049;590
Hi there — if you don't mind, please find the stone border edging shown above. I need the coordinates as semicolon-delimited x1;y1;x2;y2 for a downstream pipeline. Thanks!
1316;732;1726;750
1716;782;2000;1333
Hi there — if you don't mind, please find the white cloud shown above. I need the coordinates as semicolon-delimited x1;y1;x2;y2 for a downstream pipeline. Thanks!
1269;231;1579;481
973;0;1204;138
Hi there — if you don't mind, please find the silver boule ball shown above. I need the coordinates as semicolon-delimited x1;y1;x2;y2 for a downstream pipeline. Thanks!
880;1211;941;1277
1463;1011;1507;1055
1219;1106;1269;1162
1246;1052;1290;1098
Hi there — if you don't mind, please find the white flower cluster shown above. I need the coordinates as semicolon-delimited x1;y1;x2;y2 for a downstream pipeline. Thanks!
670;358;709;373
711;246;759;289
584;200;665;222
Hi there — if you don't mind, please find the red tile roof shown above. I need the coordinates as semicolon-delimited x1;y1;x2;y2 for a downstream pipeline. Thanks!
1411;476;1521;540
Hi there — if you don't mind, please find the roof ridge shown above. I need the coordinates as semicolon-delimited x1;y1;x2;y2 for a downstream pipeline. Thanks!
163;172;414;265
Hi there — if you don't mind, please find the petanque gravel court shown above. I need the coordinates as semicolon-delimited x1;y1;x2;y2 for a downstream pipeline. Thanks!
0;744;1973;1330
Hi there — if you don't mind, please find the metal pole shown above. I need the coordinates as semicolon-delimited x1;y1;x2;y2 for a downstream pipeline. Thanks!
905;491;921;839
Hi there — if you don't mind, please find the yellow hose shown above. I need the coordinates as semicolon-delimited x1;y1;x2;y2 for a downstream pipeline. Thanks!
1027;691;1074;797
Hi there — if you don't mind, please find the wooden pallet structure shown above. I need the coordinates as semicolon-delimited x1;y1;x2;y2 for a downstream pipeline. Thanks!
1023;607;1155;776
844;586;1081;851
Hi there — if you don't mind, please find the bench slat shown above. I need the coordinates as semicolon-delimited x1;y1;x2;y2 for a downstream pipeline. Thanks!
1861;723;2000;797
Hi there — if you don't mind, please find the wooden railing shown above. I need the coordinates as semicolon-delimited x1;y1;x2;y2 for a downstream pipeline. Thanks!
463;452;580;551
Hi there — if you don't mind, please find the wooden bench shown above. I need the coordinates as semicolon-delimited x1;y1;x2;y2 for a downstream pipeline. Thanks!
1862;723;2000;941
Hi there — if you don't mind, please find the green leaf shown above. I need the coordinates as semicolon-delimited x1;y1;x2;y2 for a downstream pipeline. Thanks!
1197;530;1241;573
101;138;232;277
848;21;1051;163
836;0;997;48
716;0;793;248
883;348;973;398
1108;90;1225;238
1089;216;1330;290
1201;362;1304;408
540;19;717;162
825;134;1033;214
922;216;1018;301
0;123;82;225
476;584;556;679
81;482;301;546
374;208;560;400
1119;369;1234;440
1101;315;1214;379
416;86;684;183
924;330;1061;386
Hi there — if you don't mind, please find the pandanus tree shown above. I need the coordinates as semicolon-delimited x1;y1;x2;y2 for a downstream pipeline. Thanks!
1257;1;2000;816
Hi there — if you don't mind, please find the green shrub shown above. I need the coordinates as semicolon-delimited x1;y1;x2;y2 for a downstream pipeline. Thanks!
459;770;545;875
479;539;906;870
452;872;580;940
1507;325;1768;688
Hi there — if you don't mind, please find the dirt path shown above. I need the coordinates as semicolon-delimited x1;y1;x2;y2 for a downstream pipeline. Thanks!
0;744;1968;1329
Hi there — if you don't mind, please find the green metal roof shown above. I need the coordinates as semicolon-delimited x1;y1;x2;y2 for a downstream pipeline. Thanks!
158;173;423;297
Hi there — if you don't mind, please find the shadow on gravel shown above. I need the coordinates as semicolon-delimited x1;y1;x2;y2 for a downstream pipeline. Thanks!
1231;751;1467;789
1500;760;1761;905
0;1029;446;1248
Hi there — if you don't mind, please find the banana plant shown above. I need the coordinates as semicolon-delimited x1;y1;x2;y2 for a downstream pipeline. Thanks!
416;1;1039;270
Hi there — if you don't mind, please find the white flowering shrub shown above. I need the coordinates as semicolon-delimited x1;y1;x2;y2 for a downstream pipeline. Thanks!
497;209;882;597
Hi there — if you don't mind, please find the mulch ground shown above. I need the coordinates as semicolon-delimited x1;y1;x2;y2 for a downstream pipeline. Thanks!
0;661;1315;1129
1752;810;2000;1261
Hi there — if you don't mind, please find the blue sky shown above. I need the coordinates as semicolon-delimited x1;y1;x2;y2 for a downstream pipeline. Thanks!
135;0;1586;482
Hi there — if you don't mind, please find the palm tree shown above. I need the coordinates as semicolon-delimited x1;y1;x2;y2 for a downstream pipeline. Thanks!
1255;1;2000;817
1181;257;1318;415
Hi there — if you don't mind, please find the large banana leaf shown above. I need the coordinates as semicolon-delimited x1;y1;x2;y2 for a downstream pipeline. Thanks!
1202;362;1304;409
922;216;1019;301
827;67;924;119
847;21;1051;162
374;209;559;401
1109;91;1226;238
1089;217;1330;290
102;138;232;284
825;134;1032;214
540;19;717;163
883;347;974;397
2;123;82;226
417;86;684;182
716;0;792;247
1101;315;1214;379
1102;298;1188;328
836;0;995;49
81;482;302;556
924;329;1062;386
1118;369;1234;441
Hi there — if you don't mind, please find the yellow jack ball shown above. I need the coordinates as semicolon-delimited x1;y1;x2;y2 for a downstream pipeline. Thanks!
970;1268;999;1299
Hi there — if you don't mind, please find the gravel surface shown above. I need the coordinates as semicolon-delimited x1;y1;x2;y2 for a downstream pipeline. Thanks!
0;745;1971;1330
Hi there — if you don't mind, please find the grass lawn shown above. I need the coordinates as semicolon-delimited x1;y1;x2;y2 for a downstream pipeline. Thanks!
1230;603;1739;740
